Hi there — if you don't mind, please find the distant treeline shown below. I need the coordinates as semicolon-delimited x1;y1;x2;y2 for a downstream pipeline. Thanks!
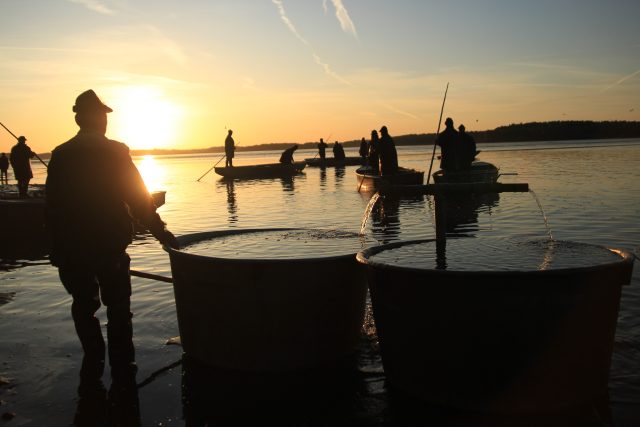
123;120;640;156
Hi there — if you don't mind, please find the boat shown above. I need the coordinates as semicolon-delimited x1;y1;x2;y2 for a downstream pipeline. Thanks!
214;162;306;179
355;166;424;192
432;161;499;184
305;156;366;168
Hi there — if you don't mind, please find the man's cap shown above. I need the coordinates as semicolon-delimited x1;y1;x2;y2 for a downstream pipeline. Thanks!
18;136;27;142
380;125;388;133
73;89;113;114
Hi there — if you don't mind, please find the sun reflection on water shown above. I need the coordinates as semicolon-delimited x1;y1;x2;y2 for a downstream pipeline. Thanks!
136;155;165;192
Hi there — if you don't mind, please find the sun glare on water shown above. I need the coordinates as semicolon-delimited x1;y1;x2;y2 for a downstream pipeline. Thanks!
109;86;183;150
136;155;165;192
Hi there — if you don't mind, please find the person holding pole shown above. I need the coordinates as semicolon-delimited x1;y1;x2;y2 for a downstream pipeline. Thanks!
435;117;460;172
45;89;179;402
224;129;235;167
10;136;35;197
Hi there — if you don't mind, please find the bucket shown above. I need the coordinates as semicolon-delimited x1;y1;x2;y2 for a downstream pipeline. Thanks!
165;228;367;372
356;239;634;412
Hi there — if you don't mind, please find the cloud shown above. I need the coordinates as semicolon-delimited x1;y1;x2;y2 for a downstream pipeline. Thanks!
330;0;358;38
313;54;351;85
601;69;640;92
66;0;116;15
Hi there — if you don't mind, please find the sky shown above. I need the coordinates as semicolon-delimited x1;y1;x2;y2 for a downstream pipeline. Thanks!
1;0;639;153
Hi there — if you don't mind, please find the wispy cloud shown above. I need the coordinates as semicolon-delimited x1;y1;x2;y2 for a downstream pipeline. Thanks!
601;69;640;92
66;0;116;15
271;0;349;84
329;0;358;38
381;103;420;121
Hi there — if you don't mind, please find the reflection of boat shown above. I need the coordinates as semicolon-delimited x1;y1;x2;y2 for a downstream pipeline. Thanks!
356;166;424;192
432;161;499;184
215;162;306;179
305;157;365;168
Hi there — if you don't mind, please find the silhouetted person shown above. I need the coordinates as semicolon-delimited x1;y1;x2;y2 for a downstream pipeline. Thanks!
359;137;368;159
368;130;380;174
224;129;235;167
0;153;8;184
436;117;460;172
45;89;179;398
378;125;398;175
9;136;34;197
332;141;345;161
280;144;298;164
317;138;328;160
458;124;477;170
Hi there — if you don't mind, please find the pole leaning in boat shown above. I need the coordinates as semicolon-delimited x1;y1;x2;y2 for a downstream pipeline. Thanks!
0;121;49;168
426;82;449;185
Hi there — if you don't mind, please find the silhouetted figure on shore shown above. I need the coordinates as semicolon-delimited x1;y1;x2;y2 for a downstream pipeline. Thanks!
280;144;298;164
458;124;477;170
10;136;34;197
0;153;8;184
368;130;380;174
436;117;460;172
224;129;235;167
378;126;398;175
46;89;179;398
317;138;327;160
332;141;345;161
359;137;368;159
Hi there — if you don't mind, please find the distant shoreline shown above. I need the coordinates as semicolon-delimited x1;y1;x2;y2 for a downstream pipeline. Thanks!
35;120;640;159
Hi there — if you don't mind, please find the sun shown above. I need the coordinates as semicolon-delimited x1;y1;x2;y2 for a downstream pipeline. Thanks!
108;86;183;150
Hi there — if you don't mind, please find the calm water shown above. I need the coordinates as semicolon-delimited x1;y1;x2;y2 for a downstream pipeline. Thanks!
1;138;639;425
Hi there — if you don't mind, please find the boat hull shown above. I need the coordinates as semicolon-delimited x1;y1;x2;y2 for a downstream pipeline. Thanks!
356;166;424;192
305;156;366;168
165;229;368;372
215;162;306;179
432;161;499;184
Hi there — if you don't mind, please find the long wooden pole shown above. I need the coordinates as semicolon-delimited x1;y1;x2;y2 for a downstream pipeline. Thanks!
426;83;449;185
130;269;173;283
196;153;226;182
0;121;49;168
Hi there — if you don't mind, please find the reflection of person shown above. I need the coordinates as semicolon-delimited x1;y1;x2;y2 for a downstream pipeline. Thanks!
378;125;398;175
435;117;460;172
45;89;179;396
332;141;345;161
359;137;368;159
317;138;327;160
0;153;8;184
224;129;235;167
368;130;380;174
279;144;298;164
9;136;34;197
458;124;477;170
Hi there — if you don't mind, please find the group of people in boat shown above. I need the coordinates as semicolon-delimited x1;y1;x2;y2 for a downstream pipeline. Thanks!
0;136;36;196
436;117;477;172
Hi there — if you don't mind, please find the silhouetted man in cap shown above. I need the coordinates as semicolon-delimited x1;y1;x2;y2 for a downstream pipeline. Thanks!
317;138;327;160
46;89;179;397
378;125;398;175
10;136;34;197
435;117;461;172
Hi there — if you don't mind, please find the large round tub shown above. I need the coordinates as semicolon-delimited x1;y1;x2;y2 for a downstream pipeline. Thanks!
356;238;634;412
165;228;367;372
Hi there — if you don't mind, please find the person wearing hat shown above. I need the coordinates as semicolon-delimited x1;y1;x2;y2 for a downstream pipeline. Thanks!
9;135;35;197
435;117;461;172
45;89;179;397
378;125;398;175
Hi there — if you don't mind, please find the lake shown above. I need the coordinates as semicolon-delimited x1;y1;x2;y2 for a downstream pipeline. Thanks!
1;138;639;425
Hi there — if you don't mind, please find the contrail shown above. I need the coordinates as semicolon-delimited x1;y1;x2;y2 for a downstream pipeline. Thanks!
272;0;309;46
313;54;351;85
602;69;640;92
330;0;358;38
66;0;115;15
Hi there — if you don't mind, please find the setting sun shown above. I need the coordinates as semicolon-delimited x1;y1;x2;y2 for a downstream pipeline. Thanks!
108;86;184;150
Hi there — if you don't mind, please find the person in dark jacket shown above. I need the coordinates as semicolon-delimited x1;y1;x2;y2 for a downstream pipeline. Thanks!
359;137;368;159
378;125;398;175
458;124;477;170
279;144;298;164
435;117;461;172
317;138;328;160
368;130;380;174
0;153;8;184
45;89;179;393
10;136;34;197
224;129;235;167
332;141;345;161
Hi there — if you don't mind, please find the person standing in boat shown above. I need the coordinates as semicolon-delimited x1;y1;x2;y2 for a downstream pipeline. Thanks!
45;89;179;396
368;130;380;174
378;125;398;175
317;138;328;161
359;137;368;159
224;129;235;167
279;144;298;164
435;117;461;172
9;136;35;197
458;124;477;170
332;141;346;161
0;153;9;184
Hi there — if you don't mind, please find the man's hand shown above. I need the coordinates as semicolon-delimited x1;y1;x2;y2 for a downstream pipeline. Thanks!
158;229;180;249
